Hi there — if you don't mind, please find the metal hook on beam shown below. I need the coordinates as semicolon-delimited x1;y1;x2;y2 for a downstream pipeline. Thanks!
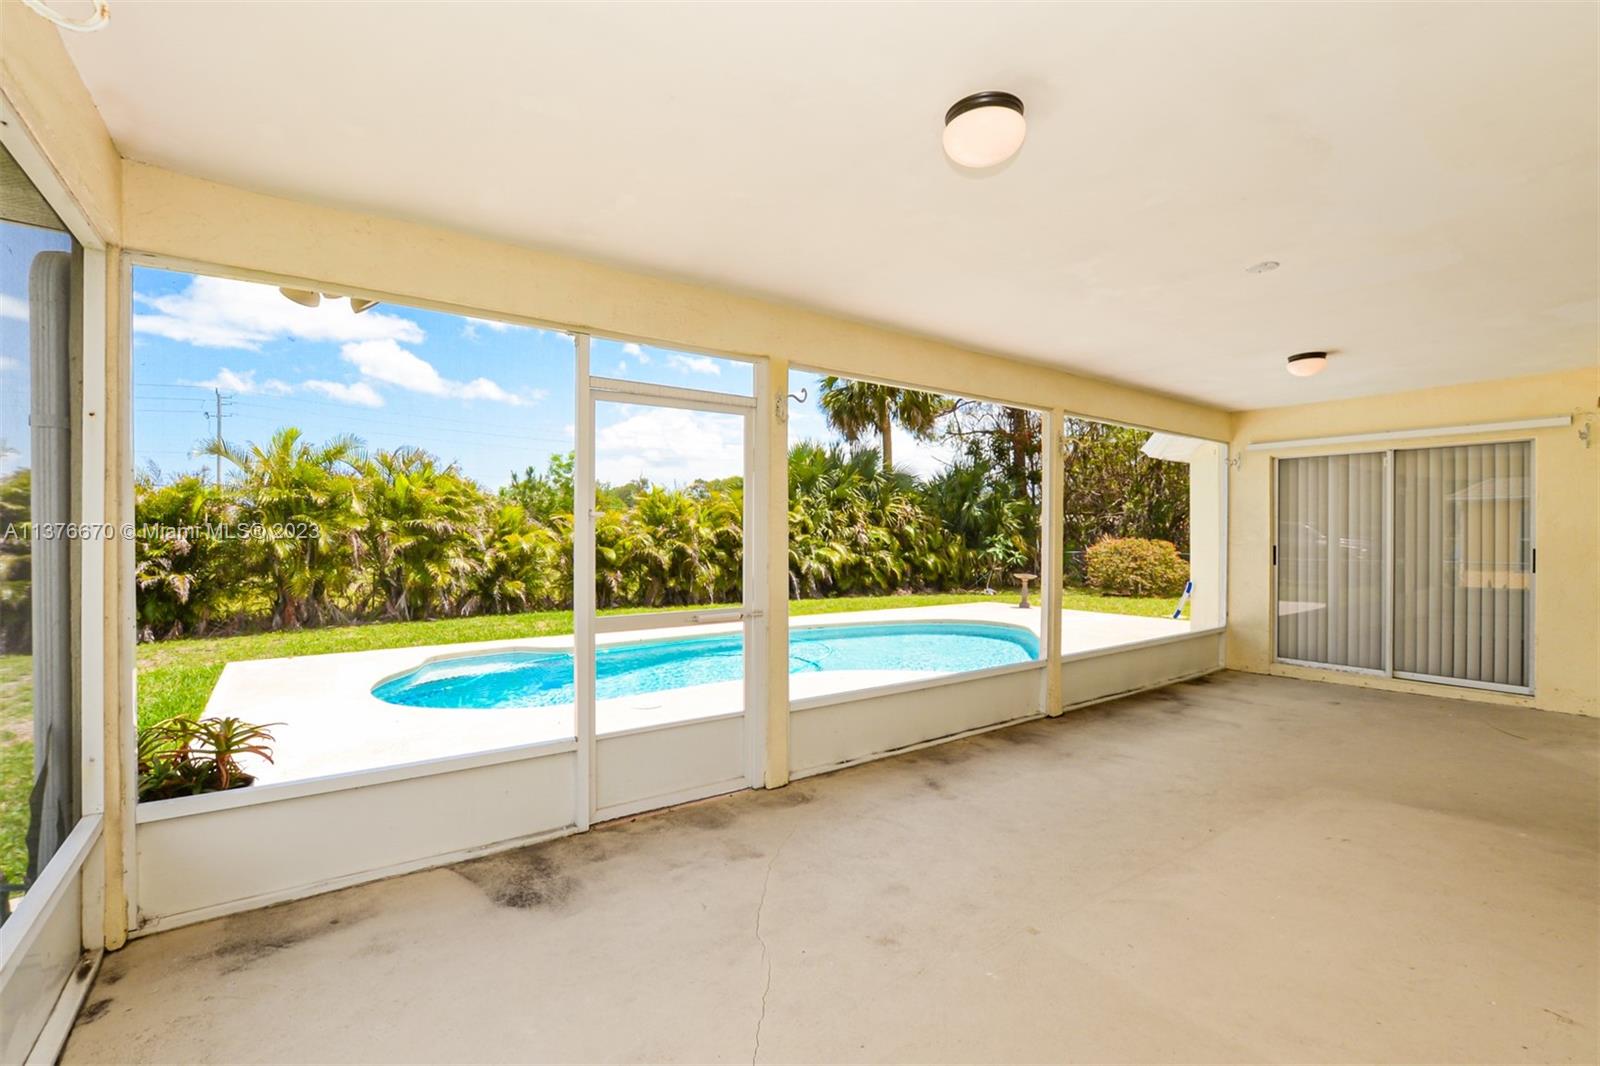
776;388;808;423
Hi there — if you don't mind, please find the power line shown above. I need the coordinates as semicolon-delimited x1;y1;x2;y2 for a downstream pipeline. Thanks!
137;381;573;433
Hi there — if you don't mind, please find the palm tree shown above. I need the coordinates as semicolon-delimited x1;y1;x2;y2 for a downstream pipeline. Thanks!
475;502;565;614
358;447;485;621
203;428;362;628
817;377;949;472
132;473;244;638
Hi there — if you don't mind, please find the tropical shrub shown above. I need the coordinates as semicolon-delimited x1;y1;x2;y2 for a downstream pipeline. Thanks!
134;473;248;638
1085;537;1188;597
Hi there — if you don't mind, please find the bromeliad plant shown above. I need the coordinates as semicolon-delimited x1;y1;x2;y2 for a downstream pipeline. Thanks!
137;716;279;801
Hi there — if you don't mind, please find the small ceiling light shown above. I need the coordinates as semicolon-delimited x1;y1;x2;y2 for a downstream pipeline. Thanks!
1286;351;1329;377
943;91;1026;169
279;287;321;308
1245;260;1280;274
348;297;379;314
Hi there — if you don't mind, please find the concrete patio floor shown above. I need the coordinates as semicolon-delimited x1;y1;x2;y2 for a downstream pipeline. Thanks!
209;602;1189;783
70;671;1596;1064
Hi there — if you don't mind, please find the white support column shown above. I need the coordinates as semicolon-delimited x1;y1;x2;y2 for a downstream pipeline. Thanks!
572;334;595;830
763;355;791;786
1041;409;1065;715
742;361;772;788
76;245;107;951
111;254;135;945
1187;442;1226;630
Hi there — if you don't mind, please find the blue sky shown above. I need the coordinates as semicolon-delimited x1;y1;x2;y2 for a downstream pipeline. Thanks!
129;266;958;489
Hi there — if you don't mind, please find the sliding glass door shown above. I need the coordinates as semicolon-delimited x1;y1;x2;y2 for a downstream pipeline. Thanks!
1393;442;1532;690
1274;441;1534;694
1276;453;1386;671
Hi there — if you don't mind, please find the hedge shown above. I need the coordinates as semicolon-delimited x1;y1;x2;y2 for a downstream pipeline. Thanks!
1084;536;1188;598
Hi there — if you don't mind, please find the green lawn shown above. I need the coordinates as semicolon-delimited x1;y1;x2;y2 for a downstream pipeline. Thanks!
136;587;1184;729
1;654;34;891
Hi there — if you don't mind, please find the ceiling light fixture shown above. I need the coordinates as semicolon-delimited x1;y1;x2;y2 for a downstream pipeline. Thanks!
279;287;321;308
943;91;1026;169
278;288;381;314
1286;351;1329;377
1245;260;1280;274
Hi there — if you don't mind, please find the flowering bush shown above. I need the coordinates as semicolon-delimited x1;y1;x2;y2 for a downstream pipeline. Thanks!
1085;537;1188;597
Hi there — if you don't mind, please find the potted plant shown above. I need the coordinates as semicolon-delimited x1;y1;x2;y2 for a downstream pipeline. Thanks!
137;716;279;802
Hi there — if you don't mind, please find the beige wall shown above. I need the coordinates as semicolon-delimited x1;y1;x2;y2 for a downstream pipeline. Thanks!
1227;367;1599;717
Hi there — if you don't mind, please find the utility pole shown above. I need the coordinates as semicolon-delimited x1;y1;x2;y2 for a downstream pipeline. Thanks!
202;389;234;489
215;388;223;488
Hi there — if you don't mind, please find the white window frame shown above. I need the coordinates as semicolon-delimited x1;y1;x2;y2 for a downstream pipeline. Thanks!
784;361;1055;694
0;88;111;1060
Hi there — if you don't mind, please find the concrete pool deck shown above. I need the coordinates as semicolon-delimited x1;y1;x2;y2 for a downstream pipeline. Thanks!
205;603;1190;784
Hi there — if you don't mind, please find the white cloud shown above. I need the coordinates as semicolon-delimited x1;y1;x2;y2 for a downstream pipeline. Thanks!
133;275;425;351
595;406;743;485
303;380;385;408
0;294;27;322
339;339;526;405
893;430;962;478
184;367;293;396
461;317;530;340
621;342;650;364
667;353;720;376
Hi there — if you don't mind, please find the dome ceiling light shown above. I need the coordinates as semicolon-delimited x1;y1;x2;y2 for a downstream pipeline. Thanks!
942;91;1026;169
279;287;322;308
1286;351;1329;377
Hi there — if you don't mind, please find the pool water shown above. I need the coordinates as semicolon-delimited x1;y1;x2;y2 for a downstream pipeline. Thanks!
372;621;1039;709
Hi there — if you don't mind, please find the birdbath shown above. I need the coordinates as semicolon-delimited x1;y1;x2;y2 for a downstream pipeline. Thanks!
1014;572;1038;609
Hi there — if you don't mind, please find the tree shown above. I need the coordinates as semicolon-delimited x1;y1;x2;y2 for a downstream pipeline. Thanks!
202;427;363;629
474;502;566;615
133;473;243;638
817;377;949;472
501;452;573;524
358;447;485;621
1060;420;1189;563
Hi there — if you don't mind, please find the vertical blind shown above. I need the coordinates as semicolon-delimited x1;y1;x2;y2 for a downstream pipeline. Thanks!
1276;453;1386;670
1275;442;1533;691
1393;442;1531;688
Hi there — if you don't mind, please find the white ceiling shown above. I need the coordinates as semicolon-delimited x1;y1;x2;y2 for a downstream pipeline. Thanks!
59;1;1598;410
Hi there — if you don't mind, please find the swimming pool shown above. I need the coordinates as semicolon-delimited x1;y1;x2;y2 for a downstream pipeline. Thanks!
372;621;1039;709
